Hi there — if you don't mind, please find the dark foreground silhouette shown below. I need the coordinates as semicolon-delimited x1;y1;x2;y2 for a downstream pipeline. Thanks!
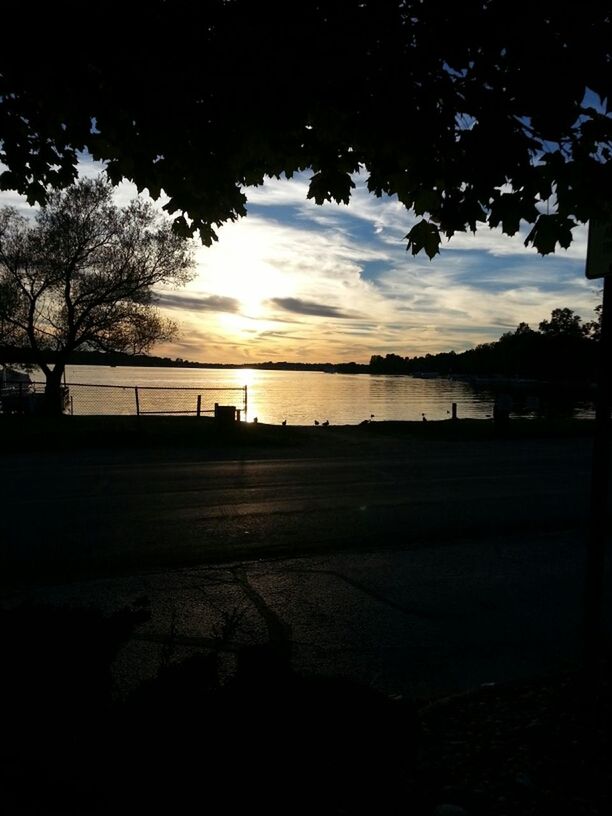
1;603;610;815
0;604;420;815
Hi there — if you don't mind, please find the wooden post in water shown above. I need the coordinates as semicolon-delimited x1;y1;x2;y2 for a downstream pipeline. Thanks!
196;394;202;417
135;386;140;417
244;385;248;422
451;402;458;420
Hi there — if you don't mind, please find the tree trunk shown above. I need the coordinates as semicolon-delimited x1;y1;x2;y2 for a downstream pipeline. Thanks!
44;365;67;416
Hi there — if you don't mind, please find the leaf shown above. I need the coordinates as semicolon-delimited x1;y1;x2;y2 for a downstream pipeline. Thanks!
171;215;192;239
147;181;162;200
195;220;219;247
413;189;440;217
524;214;577;255
463;199;489;232
0;170;17;189
307;170;355;206
25;181;46;206
405;219;441;259
105;161;124;186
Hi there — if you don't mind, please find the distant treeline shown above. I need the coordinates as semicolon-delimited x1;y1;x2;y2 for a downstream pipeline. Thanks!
0;347;208;369
1;306;601;382
0;346;369;374
370;307;602;382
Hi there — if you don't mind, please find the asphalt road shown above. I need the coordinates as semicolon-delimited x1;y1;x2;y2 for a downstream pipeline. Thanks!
0;434;597;583
1;433;610;698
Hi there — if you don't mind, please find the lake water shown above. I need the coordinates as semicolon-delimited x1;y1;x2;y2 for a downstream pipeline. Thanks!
48;365;596;424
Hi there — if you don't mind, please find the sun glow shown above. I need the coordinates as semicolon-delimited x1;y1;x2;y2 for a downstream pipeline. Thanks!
216;312;259;335
233;264;279;315
192;222;294;317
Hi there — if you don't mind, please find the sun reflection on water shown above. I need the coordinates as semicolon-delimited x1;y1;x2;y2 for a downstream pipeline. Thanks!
62;365;595;423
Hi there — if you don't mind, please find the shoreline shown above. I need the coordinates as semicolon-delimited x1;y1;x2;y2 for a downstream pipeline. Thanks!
0;414;598;456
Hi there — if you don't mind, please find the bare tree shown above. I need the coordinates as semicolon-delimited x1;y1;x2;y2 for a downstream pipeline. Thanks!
0;177;195;412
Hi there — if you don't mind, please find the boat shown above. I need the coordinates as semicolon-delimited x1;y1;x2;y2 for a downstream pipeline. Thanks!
0;366;35;413
0;367;70;414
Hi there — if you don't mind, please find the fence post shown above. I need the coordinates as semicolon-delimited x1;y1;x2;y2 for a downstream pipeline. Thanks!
196;394;201;417
451;402;458;420
244;385;248;422
135;386;140;417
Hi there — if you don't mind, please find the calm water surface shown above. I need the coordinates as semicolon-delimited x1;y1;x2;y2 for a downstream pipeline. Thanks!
56;365;594;424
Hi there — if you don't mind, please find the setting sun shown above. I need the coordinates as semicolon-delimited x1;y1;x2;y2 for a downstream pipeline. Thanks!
192;222;294;316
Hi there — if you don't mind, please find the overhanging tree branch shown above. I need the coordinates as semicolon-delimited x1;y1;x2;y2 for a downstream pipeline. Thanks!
2;2;612;255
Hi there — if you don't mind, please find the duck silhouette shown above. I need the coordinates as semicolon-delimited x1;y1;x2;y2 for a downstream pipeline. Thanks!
314;420;320;426
281;419;287;426
322;419;329;427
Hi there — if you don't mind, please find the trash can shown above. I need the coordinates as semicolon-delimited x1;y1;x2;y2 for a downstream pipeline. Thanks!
214;403;237;426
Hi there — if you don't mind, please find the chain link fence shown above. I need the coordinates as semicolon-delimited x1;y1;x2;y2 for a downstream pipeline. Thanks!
2;381;248;419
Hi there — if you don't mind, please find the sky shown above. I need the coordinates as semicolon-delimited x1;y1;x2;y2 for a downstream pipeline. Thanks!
0;157;601;364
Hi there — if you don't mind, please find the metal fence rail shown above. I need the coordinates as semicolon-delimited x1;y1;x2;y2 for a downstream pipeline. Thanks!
2;381;248;418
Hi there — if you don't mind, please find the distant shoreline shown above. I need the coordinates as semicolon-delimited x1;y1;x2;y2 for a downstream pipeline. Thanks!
70;359;371;374
2;348;369;374
1;348;599;387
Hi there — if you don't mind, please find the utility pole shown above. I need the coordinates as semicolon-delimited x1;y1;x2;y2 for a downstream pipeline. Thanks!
583;222;612;670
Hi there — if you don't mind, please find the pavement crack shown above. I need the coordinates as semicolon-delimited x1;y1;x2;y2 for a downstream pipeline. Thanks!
231;565;292;644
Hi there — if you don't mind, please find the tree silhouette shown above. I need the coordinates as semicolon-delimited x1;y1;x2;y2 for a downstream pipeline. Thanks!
1;2;611;256
539;308;587;338
514;322;534;336
0;178;195;412
584;303;603;341
370;306;599;380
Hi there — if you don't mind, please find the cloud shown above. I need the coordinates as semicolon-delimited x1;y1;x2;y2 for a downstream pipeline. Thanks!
156;292;240;313
1;158;602;364
246;172;591;262
268;297;359;319
256;329;312;341
245;175;311;208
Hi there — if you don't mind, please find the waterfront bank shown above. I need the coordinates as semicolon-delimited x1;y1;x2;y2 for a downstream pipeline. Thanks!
0;413;598;456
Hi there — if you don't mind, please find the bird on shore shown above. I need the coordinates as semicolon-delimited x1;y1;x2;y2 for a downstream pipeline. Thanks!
281;419;287;426
322;419;329;427
314;420;320;426
422;413;427;422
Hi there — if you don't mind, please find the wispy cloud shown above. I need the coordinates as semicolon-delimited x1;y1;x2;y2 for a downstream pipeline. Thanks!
268;297;360;319
156;292;240;313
